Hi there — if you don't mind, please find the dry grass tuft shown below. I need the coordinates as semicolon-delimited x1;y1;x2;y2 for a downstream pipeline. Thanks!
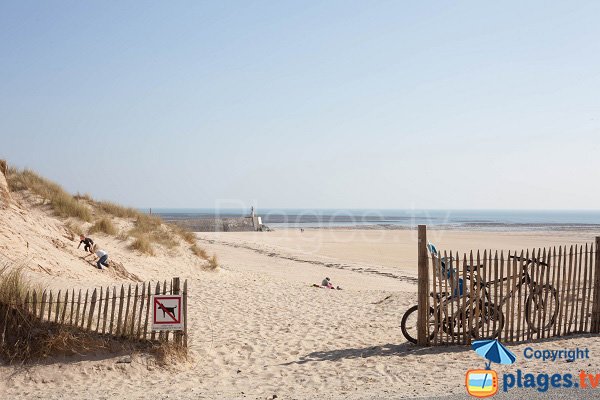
98;201;140;219
172;225;196;244
206;254;219;270
116;230;130;241
6;168;92;221
190;244;208;259
149;342;189;365
128;215;178;251
65;221;84;237
73;192;93;201
129;236;155;255
88;218;118;236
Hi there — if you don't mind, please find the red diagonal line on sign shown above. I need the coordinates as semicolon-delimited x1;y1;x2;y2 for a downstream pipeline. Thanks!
154;298;178;322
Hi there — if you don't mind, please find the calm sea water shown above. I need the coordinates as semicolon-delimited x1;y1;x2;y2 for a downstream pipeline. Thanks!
152;209;600;231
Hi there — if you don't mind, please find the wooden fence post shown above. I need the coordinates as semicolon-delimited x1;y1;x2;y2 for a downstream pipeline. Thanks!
417;225;430;346
183;279;188;348
173;277;182;345
591;237;600;333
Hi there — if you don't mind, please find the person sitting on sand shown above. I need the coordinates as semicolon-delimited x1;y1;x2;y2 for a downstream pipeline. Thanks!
322;277;334;289
77;235;94;253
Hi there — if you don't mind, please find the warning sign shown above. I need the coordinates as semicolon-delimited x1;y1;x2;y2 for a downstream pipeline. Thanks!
152;295;184;331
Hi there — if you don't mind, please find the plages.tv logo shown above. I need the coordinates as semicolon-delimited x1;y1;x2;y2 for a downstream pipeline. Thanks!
466;339;516;398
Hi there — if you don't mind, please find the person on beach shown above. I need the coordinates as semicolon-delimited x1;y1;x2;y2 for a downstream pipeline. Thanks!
94;248;109;269
322;277;334;289
77;235;94;253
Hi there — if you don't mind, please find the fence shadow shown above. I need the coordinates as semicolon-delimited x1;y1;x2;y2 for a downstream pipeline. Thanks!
280;342;471;365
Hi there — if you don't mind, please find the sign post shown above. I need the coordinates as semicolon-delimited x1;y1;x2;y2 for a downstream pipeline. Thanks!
152;294;184;331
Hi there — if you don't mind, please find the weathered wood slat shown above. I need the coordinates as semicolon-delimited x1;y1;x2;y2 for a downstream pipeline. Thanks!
40;290;48;322
566;246;577;334
47;289;53;321
87;289;97;331
70;289;75;325
122;285;132;337
96;287;103;333
164;280;171;342
130;284;139;337
61;290;69;325
80;290;89;329
550;247;559;337
540;248;551;339
431;250;439;345
584;244;594;332
448;251;457;344
183;279;188;347
516;251;524;341
481;250;488;340
574;245;584;332
509;252;518;342
74;289;82;327
109;286;117;334
497;252;504;342
442;251;450;344
143;283;151;339
592;238;600;333
555;247;564;336
579;245;589;332
31;290;38;319
116;285;125;336
137;283;145;339
460;253;468;344
473;251;481;340
102;286;109;334
151;282;160;341
172;278;181;345
54;290;61;323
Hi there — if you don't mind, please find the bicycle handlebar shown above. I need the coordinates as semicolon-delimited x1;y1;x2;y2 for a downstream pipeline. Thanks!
508;255;548;267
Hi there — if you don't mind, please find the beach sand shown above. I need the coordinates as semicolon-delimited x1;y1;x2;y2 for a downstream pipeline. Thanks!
1;224;599;399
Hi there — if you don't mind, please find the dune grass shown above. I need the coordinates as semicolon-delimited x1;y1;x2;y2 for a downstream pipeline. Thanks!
129;236;155;255
98;201;140;219
207;254;219;270
190;244;208;259
7;168;92;221
6;164;205;258
88;218;118;236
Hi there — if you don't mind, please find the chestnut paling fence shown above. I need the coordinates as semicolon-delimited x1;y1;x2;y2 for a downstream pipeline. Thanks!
416;226;600;346
0;277;188;348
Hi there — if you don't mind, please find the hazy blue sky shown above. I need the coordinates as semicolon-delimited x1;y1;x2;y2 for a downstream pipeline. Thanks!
1;1;599;209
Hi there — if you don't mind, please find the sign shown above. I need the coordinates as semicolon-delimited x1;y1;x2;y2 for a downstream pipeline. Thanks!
152;295;183;331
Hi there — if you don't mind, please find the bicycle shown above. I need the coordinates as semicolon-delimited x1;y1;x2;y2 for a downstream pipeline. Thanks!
401;246;559;344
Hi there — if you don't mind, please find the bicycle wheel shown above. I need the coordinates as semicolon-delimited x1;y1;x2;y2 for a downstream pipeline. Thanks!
526;284;559;333
401;305;436;344
472;302;504;340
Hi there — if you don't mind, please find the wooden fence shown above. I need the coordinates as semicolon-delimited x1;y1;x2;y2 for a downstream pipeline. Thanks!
0;277;188;348
416;225;600;346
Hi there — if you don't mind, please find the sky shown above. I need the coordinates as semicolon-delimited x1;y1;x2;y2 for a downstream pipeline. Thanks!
1;1;599;209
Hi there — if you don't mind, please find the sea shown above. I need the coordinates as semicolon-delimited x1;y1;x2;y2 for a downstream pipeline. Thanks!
152;209;600;232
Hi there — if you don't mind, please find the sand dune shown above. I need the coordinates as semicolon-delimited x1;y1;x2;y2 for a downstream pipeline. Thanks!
1;192;599;399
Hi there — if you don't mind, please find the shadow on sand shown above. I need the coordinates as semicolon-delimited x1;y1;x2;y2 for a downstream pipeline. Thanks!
280;342;471;365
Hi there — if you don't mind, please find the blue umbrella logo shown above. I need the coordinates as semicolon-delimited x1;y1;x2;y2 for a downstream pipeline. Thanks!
472;339;517;369
467;339;516;395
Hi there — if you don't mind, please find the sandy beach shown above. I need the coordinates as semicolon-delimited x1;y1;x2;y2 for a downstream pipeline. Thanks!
2;219;599;399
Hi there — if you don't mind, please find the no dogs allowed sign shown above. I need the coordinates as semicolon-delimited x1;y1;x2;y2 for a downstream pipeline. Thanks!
152;295;184;331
